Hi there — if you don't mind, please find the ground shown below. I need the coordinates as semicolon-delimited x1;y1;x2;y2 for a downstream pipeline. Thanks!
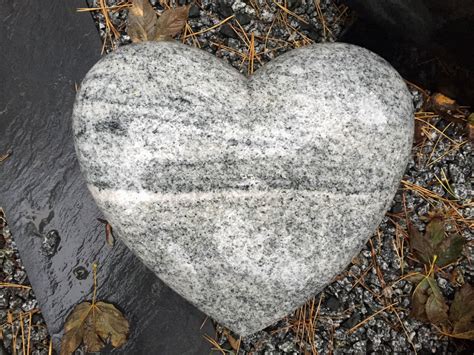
0;210;51;354
1;0;473;354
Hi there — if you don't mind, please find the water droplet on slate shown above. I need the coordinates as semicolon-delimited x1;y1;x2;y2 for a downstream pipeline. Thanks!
73;266;89;280
41;230;60;257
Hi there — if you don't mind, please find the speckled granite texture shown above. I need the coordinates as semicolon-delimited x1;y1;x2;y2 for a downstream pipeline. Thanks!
72;41;413;335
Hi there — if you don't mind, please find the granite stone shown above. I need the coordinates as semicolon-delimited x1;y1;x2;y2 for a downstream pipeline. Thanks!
72;41;414;335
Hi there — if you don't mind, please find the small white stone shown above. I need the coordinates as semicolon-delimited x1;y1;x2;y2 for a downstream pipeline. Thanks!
232;0;247;12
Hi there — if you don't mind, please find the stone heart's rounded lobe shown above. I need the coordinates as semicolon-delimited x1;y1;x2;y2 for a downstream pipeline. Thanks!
72;41;413;335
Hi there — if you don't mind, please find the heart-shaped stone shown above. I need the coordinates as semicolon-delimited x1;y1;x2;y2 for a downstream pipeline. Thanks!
72;41;413;335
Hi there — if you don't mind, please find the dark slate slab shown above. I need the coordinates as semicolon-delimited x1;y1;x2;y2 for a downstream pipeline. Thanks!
0;1;213;353
342;0;474;106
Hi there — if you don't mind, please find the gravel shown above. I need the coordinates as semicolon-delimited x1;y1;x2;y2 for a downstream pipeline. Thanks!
2;0;472;354
86;0;350;72
0;209;51;354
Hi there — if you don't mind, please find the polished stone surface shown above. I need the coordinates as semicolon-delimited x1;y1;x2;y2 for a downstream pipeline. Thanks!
72;41;414;335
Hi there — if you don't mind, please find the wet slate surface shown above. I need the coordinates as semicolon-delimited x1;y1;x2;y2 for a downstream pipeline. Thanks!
0;1;213;353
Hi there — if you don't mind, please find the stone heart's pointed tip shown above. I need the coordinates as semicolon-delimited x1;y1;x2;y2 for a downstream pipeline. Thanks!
222;324;265;338
217;314;287;338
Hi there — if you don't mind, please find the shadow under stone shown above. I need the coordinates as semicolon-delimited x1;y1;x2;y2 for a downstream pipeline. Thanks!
0;1;213;353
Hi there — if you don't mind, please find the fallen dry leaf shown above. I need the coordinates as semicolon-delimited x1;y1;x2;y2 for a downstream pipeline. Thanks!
155;5;190;41
411;277;430;321
409;214;465;267
449;283;474;339
410;275;449;324
450;267;465;286
97;218;115;246
408;223;435;265
450;283;474;322
0;150;12;163
410;278;474;340
127;0;158;42
431;92;457;111
94;302;129;348
429;92;465;123
61;264;129;354
127;1;189;43
404;273;425;284
436;234;465;267
61;301;129;354
425;276;449;324
223;329;241;352
425;215;444;245
61;302;91;355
